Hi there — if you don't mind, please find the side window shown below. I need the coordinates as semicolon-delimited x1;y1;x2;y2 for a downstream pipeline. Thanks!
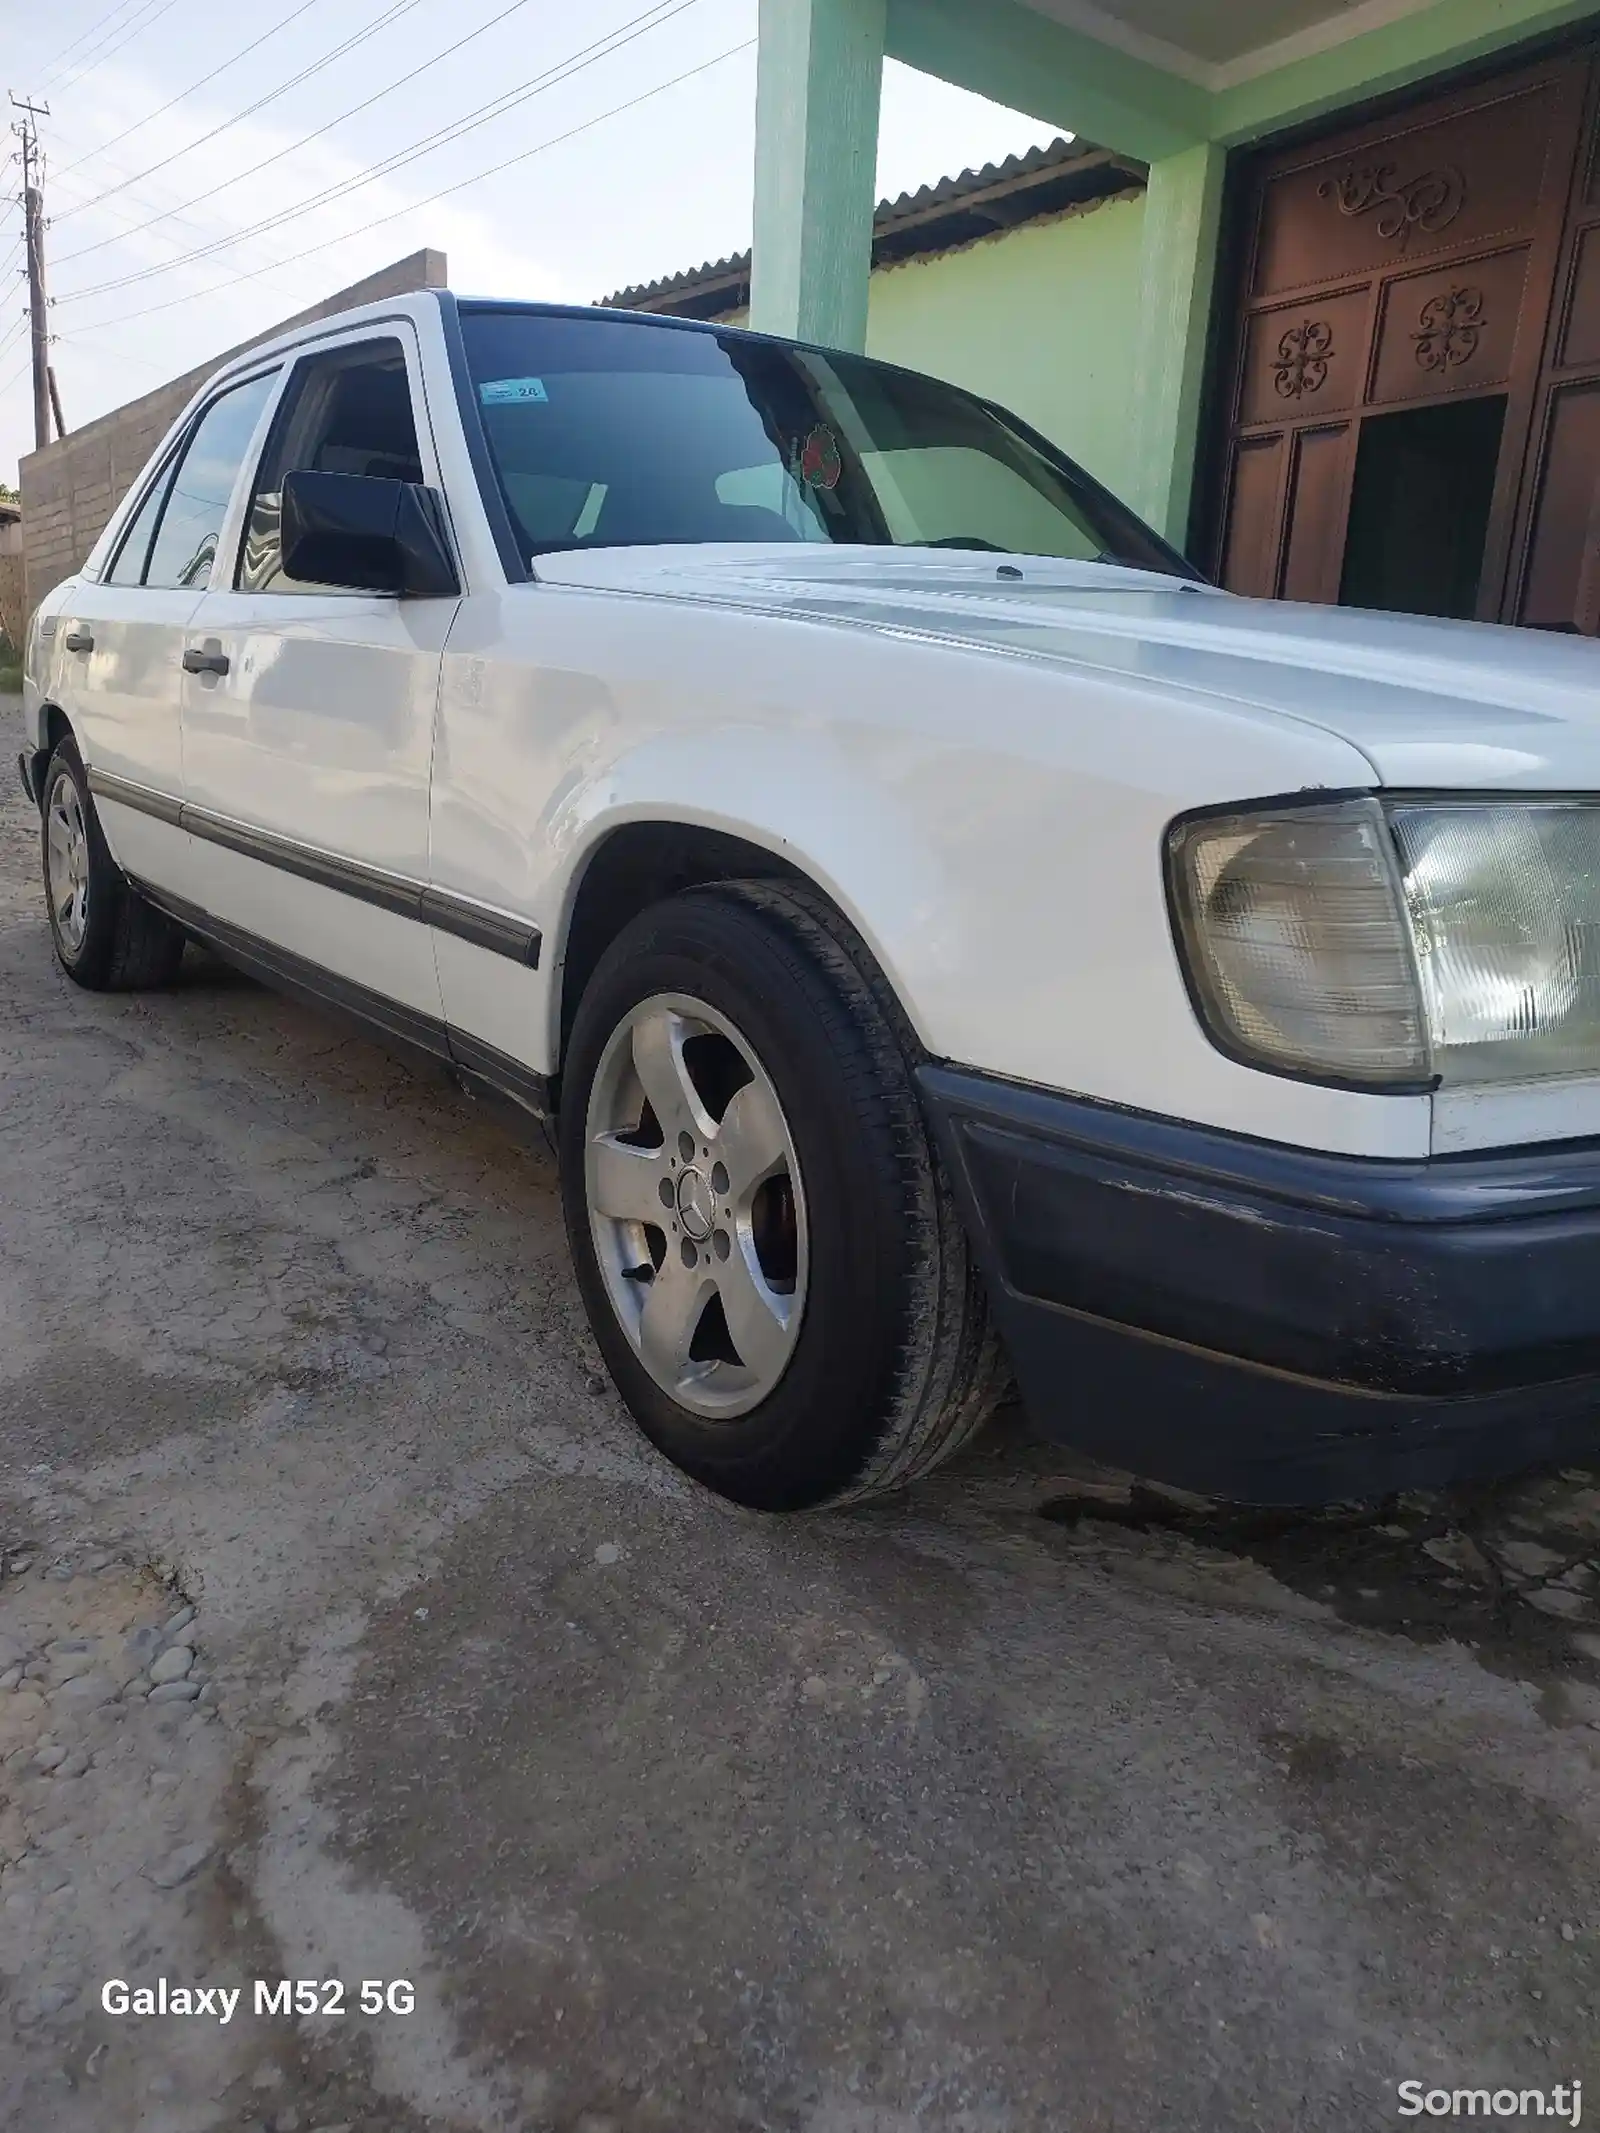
106;457;178;586
142;370;278;592
237;340;424;594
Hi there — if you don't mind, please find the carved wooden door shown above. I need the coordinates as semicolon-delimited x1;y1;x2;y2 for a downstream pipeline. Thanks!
1509;62;1600;629
1216;49;1592;620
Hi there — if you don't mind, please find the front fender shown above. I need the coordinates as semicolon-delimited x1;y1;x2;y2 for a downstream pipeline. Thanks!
547;723;949;1055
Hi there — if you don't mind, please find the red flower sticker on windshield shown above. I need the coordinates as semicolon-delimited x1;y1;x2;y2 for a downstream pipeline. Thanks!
800;424;843;490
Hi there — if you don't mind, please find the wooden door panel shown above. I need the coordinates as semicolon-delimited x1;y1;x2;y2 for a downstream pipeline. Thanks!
1519;381;1600;628
1281;427;1354;605
1251;75;1567;301
1369;248;1530;403
1239;290;1369;426
1221;434;1288;598
1559;221;1600;366
1500;53;1600;625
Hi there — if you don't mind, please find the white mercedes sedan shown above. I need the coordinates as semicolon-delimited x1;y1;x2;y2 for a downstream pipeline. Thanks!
22;290;1600;1509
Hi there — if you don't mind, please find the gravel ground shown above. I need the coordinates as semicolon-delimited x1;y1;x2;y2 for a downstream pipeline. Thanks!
3;694;1600;2132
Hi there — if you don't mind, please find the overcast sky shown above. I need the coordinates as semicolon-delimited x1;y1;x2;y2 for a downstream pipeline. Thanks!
0;0;1064;485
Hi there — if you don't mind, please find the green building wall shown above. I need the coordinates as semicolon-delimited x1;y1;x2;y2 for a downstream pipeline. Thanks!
862;190;1146;500
715;188;1148;502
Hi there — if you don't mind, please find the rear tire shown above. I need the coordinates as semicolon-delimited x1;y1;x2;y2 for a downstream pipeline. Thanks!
41;736;187;991
559;879;1006;1510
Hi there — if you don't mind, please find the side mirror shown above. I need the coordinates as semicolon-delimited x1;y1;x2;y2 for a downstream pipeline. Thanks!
279;468;459;599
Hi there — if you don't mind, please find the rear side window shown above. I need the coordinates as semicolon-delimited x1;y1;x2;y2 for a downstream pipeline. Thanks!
141;370;278;592
237;339;423;593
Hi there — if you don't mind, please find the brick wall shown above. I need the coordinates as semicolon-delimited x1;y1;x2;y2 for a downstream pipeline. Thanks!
18;248;447;619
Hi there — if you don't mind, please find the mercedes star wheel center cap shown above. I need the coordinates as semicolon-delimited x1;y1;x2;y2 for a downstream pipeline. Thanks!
675;1166;715;1241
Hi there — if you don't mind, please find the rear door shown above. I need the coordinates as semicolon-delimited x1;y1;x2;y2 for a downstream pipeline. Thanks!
178;326;455;1023
62;368;280;904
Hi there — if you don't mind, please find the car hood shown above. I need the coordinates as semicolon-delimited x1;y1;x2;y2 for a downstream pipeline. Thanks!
531;544;1600;790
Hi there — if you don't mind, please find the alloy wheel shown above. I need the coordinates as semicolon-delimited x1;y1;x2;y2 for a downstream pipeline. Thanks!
46;773;91;957
584;992;810;1418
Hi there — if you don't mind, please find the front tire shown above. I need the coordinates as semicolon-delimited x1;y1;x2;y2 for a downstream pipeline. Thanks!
41;737;186;991
559;880;1005;1510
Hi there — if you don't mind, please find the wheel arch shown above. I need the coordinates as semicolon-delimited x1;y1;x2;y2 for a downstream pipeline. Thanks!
20;702;70;813
549;812;931;1073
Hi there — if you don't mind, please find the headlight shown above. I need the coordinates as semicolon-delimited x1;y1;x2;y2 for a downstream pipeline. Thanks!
1168;794;1600;1091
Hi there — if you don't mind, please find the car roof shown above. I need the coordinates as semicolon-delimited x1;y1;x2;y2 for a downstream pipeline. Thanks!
210;286;878;388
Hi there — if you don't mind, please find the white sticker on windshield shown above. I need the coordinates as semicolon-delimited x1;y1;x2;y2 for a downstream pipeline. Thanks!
479;377;548;405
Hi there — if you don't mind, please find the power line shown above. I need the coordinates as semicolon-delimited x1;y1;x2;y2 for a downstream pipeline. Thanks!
36;0;153;93
54;0;187;96
70;38;753;336
54;0;551;266
53;0;323;176
52;0;430;224
58;0;706;300
51;326;167;374
0;346;35;400
46;138;308;297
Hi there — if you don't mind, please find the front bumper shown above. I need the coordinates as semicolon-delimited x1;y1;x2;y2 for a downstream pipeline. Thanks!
919;1063;1600;1504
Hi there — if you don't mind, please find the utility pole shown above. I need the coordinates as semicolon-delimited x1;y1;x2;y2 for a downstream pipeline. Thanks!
11;95;59;449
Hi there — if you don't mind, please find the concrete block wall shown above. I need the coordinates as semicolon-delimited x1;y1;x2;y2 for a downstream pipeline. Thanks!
18;249;447;618
0;513;23;654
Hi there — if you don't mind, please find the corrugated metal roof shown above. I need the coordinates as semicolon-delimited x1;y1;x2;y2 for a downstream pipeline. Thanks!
877;135;1101;221
599;136;1145;320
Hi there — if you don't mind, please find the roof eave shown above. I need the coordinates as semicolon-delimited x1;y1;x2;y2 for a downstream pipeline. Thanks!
599;135;1146;319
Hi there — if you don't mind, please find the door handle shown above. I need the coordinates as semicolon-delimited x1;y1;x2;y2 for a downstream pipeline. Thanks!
182;645;230;677
63;629;93;654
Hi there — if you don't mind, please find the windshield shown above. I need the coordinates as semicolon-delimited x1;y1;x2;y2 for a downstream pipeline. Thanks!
458;308;1196;578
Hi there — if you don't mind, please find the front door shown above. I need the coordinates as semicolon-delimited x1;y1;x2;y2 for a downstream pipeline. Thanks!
179;328;457;1021
65;367;280;904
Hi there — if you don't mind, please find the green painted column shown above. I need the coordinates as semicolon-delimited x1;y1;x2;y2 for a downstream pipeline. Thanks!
750;0;886;351
1126;139;1226;551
